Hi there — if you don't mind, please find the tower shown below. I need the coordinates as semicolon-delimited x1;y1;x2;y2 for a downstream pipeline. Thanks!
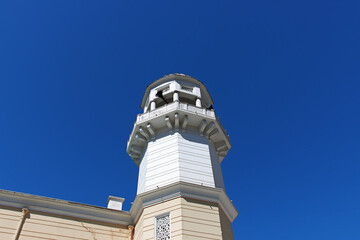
127;74;238;240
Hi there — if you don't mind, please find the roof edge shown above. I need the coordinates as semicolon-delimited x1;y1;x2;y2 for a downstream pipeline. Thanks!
0;189;132;226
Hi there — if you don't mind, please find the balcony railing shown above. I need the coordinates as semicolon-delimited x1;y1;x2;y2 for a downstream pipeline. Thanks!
136;102;215;123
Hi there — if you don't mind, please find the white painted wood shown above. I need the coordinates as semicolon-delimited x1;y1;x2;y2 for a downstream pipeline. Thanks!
137;150;148;194
150;101;156;111
209;142;225;189
137;132;225;194
107;196;125;210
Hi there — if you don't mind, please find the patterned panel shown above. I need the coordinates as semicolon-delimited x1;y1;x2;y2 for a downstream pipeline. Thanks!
155;214;170;240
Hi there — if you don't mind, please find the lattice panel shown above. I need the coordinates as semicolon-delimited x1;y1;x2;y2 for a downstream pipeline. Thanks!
155;214;170;240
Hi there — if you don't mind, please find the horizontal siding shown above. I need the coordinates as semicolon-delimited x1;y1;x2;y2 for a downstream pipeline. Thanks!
138;132;217;194
134;197;231;240
137;150;148;194
134;198;182;240
0;207;130;240
0;208;21;235
209;143;225;189
178;132;215;188
142;134;181;193
179;198;222;240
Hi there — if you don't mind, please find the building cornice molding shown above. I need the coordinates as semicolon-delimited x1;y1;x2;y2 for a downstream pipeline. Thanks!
0;189;132;226
130;181;238;223
127;101;231;165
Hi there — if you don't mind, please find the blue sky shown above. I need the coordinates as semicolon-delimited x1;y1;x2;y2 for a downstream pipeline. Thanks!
1;0;359;239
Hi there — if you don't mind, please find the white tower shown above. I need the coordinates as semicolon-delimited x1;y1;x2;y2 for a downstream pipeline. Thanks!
128;74;237;240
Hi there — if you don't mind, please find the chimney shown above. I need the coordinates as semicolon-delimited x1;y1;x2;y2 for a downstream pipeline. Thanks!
107;196;125;211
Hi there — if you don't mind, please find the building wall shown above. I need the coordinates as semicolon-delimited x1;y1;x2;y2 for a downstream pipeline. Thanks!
137;133;180;195
219;208;235;240
134;197;233;240
138;131;225;194
177;132;218;188
179;198;223;240
134;197;182;240
209;141;225;189
137;150;148;194
0;206;131;240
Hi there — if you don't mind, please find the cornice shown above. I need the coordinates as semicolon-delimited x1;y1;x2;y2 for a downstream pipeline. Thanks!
127;101;231;165
0;189;132;226
129;181;238;224
0;182;238;227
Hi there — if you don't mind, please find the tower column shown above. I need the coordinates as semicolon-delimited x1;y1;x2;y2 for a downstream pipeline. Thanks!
150;101;156;111
173;91;179;102
196;98;202;107
127;74;237;240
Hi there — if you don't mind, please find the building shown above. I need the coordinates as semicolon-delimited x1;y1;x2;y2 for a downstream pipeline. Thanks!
0;74;238;240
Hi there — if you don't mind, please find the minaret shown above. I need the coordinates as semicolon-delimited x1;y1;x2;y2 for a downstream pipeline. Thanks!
128;74;237;240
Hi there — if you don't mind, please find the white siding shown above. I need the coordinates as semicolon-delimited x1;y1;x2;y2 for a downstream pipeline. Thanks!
137;131;225;194
0;207;131;240
177;132;215;187
137;150;148;194
209;143;225;189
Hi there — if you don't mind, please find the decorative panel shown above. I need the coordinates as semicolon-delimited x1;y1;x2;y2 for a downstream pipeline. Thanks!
155;214;170;240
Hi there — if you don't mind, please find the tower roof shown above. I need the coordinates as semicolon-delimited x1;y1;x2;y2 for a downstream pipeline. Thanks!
140;73;214;110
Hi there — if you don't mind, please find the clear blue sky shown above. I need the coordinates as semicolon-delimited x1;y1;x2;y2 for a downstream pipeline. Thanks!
1;0;359;239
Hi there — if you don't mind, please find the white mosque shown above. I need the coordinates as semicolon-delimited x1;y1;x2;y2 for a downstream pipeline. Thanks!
0;74;238;240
